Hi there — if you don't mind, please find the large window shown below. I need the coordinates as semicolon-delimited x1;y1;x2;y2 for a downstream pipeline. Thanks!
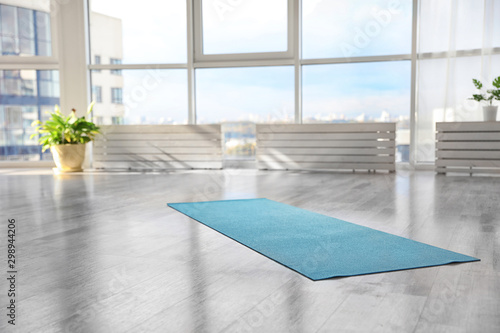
18;1;500;167
86;0;415;163
83;0;500;167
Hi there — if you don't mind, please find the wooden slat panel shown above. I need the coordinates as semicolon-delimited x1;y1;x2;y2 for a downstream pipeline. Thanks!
436;159;500;167
258;140;395;148
258;161;395;171
258;154;394;163
436;122;500;132
436;132;500;141
94;154;222;162
258;132;395;141
93;147;221;154
435;122;500;174
436;142;500;150
93;161;223;169
93;125;222;170
258;147;395;155
437;151;500;159
436;167;500;174
98;124;221;134
94;140;221;148
257;123;396;133
96;133;222;141
256;123;396;171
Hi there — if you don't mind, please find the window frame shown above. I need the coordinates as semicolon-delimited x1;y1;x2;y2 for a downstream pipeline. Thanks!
193;0;295;62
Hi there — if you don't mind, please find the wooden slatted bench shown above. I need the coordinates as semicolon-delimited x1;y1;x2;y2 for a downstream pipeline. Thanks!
256;123;396;172
436;122;500;175
93;125;223;170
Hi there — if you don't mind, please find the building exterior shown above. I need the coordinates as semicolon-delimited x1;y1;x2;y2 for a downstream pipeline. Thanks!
89;11;124;125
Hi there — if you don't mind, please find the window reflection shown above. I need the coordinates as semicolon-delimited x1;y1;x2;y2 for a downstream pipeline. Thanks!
0;4;52;56
0;70;60;161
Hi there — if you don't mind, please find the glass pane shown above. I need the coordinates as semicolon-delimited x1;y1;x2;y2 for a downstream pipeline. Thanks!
90;69;188;125
19;37;35;55
35;11;52;56
201;0;288;55
302;0;412;59
18;7;34;39
20;70;36;96
18;7;35;56
89;0;187;64
92;86;102;103
0;70;60;161
196;66;294;159
302;61;411;162
1;5;18;37
38;70;59;98
0;3;52;56
1;4;18;55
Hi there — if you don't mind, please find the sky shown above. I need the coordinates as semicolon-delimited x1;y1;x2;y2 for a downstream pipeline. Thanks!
302;0;412;59
202;0;288;54
302;61;411;121
91;0;187;64
196;66;294;124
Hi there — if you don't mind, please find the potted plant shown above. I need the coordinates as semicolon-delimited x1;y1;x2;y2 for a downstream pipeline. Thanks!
469;76;500;121
31;102;100;172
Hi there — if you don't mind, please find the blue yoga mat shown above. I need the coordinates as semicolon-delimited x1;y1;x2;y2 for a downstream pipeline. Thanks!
167;198;479;280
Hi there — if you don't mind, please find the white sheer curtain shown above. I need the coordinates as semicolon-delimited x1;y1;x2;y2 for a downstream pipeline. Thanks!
415;0;500;163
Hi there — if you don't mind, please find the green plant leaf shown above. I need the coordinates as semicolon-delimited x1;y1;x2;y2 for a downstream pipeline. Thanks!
472;78;483;90
30;103;101;150
469;94;486;102
490;89;500;100
492;76;500;89
87;101;96;116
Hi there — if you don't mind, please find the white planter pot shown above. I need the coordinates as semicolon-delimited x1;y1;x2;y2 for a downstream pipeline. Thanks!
50;144;86;172
483;105;498;121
